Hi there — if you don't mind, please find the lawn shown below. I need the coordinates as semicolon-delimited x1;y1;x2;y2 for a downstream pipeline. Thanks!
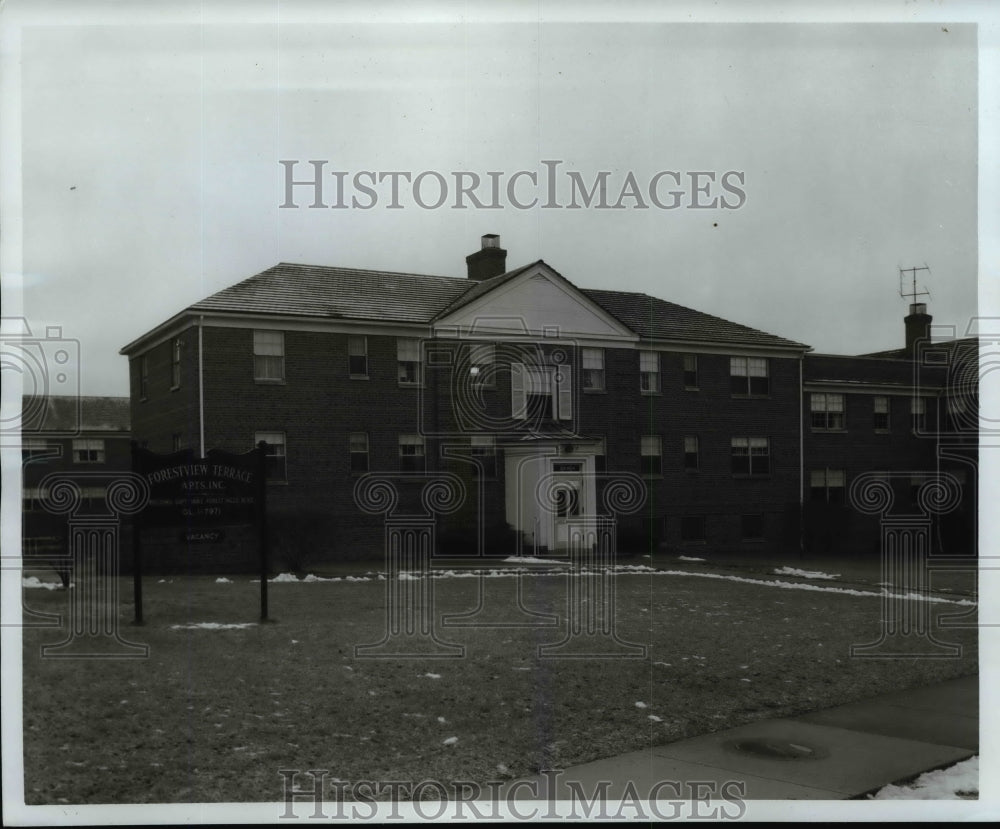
20;561;978;804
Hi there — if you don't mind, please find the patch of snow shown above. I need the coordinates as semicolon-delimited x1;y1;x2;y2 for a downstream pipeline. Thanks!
22;577;63;590
634;701;648;709
170;622;256;630
870;756;978;800
774;566;840;580
442;736;458;746
423;673;442;679
648;715;663;722
503;555;566;565
270;573;300;583
678;556;705;562
437;716;447;723
496;763;509;775
215;577;232;584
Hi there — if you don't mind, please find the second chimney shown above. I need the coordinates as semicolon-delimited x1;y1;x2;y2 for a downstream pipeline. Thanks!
466;234;507;281
904;302;932;356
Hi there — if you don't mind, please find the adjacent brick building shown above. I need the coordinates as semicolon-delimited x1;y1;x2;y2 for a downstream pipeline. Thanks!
118;236;977;565
21;396;132;581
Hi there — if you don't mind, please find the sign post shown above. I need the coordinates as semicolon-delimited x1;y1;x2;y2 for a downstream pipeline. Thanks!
131;443;267;622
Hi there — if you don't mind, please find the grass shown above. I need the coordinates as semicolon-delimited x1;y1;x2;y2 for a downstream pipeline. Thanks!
20;561;977;804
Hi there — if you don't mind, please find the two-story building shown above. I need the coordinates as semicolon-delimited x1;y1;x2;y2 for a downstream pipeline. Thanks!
21;395;132;582
118;235;976;566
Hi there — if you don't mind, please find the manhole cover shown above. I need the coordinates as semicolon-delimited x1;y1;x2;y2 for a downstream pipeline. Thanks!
724;737;825;760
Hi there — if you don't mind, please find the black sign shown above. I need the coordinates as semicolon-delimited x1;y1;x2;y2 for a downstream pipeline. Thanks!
131;442;270;623
133;447;259;528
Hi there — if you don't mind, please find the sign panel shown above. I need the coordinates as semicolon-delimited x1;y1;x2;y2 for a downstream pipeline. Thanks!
132;447;259;528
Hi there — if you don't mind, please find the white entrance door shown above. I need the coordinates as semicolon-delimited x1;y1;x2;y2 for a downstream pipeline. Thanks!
551;460;586;551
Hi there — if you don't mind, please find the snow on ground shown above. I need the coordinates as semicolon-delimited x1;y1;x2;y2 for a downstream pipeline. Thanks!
677;556;705;562
503;555;566;565
170;622;257;630
215;577;232;584
22;577;66;590
870;756;978;800
442;736;458;746
774;566;839;580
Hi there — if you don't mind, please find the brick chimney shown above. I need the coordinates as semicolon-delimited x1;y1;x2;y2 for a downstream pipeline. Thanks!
466;234;507;281
904;302;932;356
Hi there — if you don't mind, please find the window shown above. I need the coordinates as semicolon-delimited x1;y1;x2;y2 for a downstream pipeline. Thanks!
72;439;105;464
640;351;660;394
582;348;605;391
874;396;890;432
22;486;45;512
680;515;705;542
21;438;54;461
350;432;369;473
683;354;698;389
810;393;845;431
730;356;769;396
397;338;423;385
254;330;285;382
399;435;425;472
255;432;286;481
741;514;764;541
348;335;368;377
911;397;927;431
731;437;770;475
471;434;496;478
171;433;184;452
810;469;846;504
139;355;149;399
469;343;495;388
511;362;572;422
683;436;699;471
171;338;181;388
641;435;662;476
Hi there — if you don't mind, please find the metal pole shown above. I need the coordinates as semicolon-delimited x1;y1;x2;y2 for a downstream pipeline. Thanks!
131;441;144;625
258;441;269;621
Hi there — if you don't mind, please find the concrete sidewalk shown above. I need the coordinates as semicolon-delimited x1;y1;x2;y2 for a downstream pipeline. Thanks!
506;674;978;800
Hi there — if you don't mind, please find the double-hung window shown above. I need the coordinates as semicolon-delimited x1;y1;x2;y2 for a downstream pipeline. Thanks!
255;431;287;481
471;434;496;478
399;435;425;472
348;335;368;377
810;469;846;503
640;351;660;394
641;435;662;476
810;393;845;431
254;330;285;382
731;437;770;475
350;433;369;473
582;348;605;391
730;356;769;396
72;439;105;464
874;396;890;432
397;338;422;385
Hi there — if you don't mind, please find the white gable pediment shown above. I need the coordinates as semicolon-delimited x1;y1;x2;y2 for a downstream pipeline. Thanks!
434;263;635;343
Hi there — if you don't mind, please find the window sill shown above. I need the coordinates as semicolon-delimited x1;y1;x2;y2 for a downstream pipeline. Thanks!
254;379;286;385
640;391;662;397
810;428;847;434
349;374;370;381
684;468;699;474
398;382;424;389
732;474;771;480
583;388;607;394
170;385;180;392
874;429;891;435
731;394;771;400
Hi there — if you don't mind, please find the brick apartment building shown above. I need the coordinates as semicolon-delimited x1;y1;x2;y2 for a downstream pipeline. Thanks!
21;396;132;581
118;235;977;566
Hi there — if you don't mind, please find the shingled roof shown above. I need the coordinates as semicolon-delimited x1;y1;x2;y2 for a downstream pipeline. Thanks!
190;263;470;324
582;289;807;349
22;396;130;433
170;260;807;351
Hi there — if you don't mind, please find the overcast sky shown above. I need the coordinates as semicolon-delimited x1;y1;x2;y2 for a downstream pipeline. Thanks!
3;3;985;396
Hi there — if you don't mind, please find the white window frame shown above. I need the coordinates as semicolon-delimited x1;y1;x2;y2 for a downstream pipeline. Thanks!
810;393;846;431
510;362;572;422
731;436;770;476
253;330;285;383
730;356;769;397
683;354;699;389
582;347;605;392
809;468;846;503
350;432;369;474
255;431;287;481
397;338;423;386
399;434;426;471
683;435;699;471
874;396;890;432
641;435;662;476
640;350;660;394
72;438;105;464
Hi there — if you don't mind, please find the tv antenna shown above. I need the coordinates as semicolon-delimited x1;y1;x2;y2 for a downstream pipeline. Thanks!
899;265;931;305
